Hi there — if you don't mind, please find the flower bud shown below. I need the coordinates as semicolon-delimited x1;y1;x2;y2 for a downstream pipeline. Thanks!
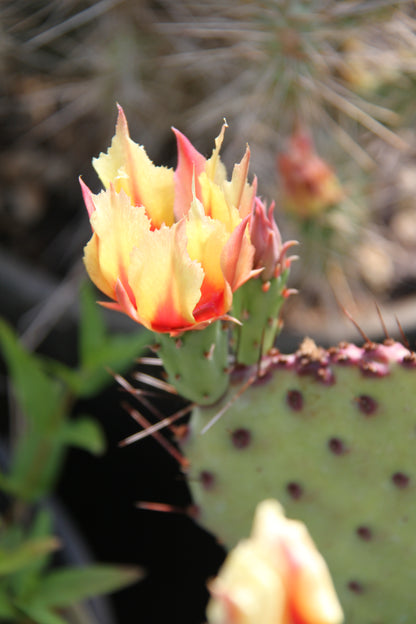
250;197;282;281
278;131;343;219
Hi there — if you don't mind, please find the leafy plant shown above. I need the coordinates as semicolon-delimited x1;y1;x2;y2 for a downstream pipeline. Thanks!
0;283;149;623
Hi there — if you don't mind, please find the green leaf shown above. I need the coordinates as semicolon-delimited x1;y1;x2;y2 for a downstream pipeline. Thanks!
44;320;154;398
0;537;59;576
0;587;16;619
0;470;19;497
0;321;73;501
38;360;81;396
29;508;54;542
76;328;151;396
60;417;106;455
29;564;143;609
0;319;66;432
12;509;54;596
18;604;68;624
9;431;67;502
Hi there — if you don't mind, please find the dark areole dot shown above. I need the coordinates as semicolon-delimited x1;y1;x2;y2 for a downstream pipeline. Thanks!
328;437;348;455
392;472;410;489
356;526;373;541
355;394;378;416
348;580;364;594
200;470;215;490
231;428;251;449
286;389;303;411
286;482;303;500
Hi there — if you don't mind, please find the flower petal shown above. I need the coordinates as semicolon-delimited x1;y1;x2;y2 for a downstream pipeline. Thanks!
252;500;344;624
128;221;204;332
83;233;114;300
172;127;206;220
185;196;232;322
224;146;257;218
93;105;175;227
199;172;241;232
80;177;96;219
207;539;285;624
86;186;150;303
205;122;228;184
99;279;140;323
221;216;257;292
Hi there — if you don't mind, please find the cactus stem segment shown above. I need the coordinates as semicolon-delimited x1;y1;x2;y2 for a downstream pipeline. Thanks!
201;371;257;434
155;320;230;405
183;337;416;621
232;270;291;366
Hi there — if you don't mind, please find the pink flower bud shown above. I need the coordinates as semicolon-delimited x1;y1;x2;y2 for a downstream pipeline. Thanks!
278;131;344;219
250;197;282;281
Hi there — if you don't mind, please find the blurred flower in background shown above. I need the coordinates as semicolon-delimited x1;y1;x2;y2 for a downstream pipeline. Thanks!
278;130;344;220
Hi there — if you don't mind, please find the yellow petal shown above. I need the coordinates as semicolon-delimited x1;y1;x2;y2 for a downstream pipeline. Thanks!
199;172;241;232
287;527;344;624
185;195;234;322
252;500;344;624
186;196;229;292
223;146;257;218
128;221;204;332
207;540;285;624
83;233;114;300
205;122;228;184
88;187;151;299
221;216;256;292
93;105;175;227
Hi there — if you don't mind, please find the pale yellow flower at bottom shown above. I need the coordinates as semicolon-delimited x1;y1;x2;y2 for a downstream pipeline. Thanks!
207;500;344;624
208;539;286;624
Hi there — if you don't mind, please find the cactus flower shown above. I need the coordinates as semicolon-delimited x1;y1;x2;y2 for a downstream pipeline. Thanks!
231;196;296;365
81;106;259;334
278;131;343;218
207;499;343;624
249;197;282;282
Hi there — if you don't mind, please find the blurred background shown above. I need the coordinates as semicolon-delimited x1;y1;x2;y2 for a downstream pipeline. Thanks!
2;1;416;622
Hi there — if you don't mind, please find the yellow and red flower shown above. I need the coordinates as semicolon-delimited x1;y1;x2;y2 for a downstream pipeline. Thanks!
207;499;344;624
81;106;259;334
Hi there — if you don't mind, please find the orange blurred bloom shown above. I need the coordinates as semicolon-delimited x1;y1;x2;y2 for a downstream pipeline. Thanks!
278;131;344;219
81;106;259;334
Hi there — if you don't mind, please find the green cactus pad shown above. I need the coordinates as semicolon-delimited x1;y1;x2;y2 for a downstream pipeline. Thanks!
154;320;229;405
182;338;416;623
231;269;289;366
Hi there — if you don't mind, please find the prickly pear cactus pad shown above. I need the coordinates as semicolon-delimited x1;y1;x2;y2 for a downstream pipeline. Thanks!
182;338;416;623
